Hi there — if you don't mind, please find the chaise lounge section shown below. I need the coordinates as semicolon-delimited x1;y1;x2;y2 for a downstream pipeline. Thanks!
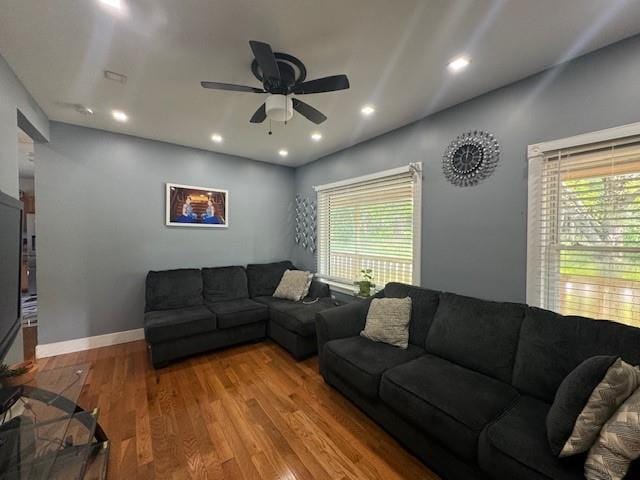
144;261;333;367
248;261;334;360
316;282;640;480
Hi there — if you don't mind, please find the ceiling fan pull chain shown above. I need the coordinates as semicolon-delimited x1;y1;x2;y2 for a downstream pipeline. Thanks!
268;118;272;136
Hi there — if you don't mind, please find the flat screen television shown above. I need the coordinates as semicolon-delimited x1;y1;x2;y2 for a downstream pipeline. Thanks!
0;190;22;362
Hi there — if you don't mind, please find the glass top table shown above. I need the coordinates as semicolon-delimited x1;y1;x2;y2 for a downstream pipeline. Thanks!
0;364;108;480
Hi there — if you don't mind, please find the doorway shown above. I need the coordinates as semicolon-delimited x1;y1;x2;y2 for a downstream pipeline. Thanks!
18;127;37;360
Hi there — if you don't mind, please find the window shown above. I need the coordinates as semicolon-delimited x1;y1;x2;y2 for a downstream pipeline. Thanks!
527;127;640;327
315;164;422;289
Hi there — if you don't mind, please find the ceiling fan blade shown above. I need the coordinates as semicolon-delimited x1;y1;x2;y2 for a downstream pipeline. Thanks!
201;81;265;93
250;103;267;123
290;74;350;94
292;98;327;124
249;40;281;82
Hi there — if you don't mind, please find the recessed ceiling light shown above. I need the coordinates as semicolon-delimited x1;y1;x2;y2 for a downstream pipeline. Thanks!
211;134;223;144
448;56;470;72
112;110;128;122
361;105;375;116
311;132;322;142
278;149;289;157
104;70;127;84
99;0;122;9
73;104;93;115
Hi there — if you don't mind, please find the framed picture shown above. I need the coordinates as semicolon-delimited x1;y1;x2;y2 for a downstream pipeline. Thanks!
165;183;228;228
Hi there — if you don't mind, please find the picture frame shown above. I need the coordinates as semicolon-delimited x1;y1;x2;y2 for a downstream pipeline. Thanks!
165;182;228;228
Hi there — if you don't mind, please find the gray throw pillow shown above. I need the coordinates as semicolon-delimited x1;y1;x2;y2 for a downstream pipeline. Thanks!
585;386;640;480
559;358;639;457
273;270;312;301
360;297;412;349
547;356;618;456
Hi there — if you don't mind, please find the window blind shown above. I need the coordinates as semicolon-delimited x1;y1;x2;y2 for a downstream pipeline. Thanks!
316;164;421;288
527;135;640;327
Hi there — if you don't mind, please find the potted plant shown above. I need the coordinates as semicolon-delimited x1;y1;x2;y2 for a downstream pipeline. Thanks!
354;269;375;297
0;360;37;387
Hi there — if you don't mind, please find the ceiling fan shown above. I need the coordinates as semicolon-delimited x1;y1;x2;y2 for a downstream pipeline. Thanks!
201;40;350;126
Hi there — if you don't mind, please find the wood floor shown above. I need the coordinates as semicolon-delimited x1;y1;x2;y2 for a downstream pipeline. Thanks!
37;340;439;480
23;324;37;361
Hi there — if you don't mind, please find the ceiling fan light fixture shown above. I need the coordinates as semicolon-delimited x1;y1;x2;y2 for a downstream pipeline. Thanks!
266;95;293;122
201;41;349;125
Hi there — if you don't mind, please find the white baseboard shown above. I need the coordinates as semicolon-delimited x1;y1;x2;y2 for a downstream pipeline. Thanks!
36;328;145;359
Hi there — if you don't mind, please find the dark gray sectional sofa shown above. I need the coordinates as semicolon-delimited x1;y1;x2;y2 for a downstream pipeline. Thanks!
316;282;640;480
144;260;333;367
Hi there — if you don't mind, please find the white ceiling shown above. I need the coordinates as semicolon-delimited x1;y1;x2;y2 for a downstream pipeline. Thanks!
1;0;640;167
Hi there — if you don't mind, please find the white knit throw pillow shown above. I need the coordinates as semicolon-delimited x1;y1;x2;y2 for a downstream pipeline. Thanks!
360;297;412;349
273;270;313;301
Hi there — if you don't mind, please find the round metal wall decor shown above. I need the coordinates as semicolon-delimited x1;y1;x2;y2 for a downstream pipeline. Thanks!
442;130;500;187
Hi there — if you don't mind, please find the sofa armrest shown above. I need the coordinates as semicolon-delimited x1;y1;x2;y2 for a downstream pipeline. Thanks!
316;299;372;364
308;279;330;298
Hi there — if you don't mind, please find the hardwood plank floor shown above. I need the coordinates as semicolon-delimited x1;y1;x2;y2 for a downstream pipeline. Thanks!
37;340;439;480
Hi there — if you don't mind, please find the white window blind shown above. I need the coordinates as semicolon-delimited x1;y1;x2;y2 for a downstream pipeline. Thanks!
527;133;640;328
316;164;422;288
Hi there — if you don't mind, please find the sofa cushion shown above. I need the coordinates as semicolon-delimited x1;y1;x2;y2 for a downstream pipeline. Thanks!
145;268;203;311
512;307;640;403
246;261;295;298
478;396;587;480
425;292;526;383
384;282;440;347
207;298;268;329
144;305;215;343
380;354;519;462
252;295;290;308
255;296;334;336
324;336;424;399
202;266;248;303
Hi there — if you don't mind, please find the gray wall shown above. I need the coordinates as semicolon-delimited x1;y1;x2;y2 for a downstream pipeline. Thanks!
293;34;640;303
0;54;49;363
36;123;295;344
0;55;49;197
